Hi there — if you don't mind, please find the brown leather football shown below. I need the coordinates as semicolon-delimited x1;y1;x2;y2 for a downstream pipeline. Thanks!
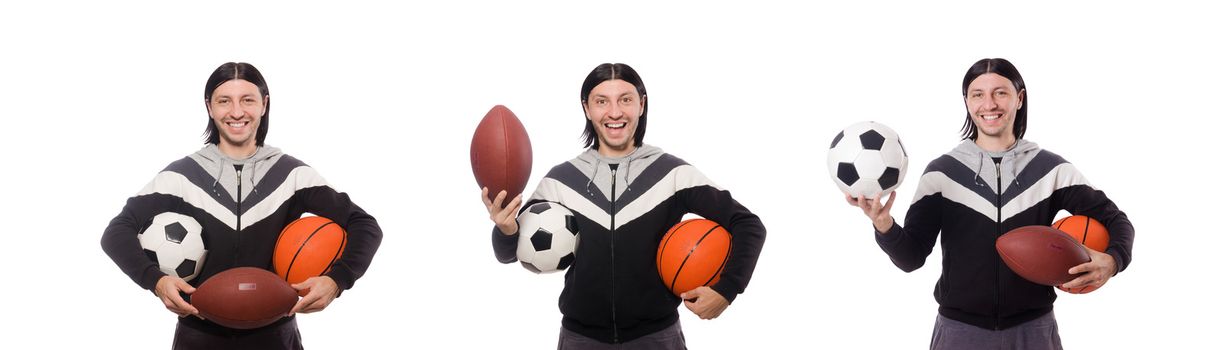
471;105;532;206
192;267;298;329
996;225;1092;286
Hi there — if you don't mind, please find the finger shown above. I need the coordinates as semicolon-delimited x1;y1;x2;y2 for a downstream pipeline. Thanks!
873;192;886;209
883;191;897;211
175;279;196;294
1067;261;1093;275
498;195;521;221
492;190;508;210
683;299;699;313
170;293;198;315
844;193;858;206
506;195;523;214
1061;274;1093;289
855;195;871;212
289;296;313;315
481;187;493;208
300;297;329;314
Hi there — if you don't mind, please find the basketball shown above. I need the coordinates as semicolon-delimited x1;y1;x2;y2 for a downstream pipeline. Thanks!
657;218;732;297
192;267;298;330
996;225;1091;286
273;216;347;295
471;104;533;206
1052;215;1110;293
1052;215;1108;252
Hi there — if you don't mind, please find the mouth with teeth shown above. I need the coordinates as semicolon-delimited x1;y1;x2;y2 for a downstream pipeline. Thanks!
224;120;252;135
978;113;1004;126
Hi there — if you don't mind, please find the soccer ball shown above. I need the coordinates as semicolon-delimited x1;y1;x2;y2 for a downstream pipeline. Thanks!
827;121;909;199
516;202;580;274
138;212;207;282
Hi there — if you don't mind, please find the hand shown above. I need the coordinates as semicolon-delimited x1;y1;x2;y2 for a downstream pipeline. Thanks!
1062;249;1116;291
155;275;198;317
846;192;895;233
482;188;521;236
680;286;729;320
289;276;340;315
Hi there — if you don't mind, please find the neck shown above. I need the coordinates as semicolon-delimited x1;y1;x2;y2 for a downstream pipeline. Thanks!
975;134;1016;153
597;144;636;158
218;142;258;160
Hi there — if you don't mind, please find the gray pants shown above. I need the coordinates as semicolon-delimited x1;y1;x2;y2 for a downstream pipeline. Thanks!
931;312;1062;350
558;322;686;350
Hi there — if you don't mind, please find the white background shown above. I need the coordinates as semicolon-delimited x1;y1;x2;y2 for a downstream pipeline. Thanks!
2;1;1220;348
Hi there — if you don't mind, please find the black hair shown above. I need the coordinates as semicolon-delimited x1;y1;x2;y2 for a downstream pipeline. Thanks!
960;58;1027;141
203;62;270;145
580;63;647;149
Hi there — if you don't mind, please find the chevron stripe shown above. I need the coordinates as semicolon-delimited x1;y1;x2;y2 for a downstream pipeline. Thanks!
138;171;241;229
914;162;1092;222
532;164;721;231
531;177;612;230
137;165;330;230
914;171;998;221
241;166;329;227
1001;163;1091;220
612;165;720;230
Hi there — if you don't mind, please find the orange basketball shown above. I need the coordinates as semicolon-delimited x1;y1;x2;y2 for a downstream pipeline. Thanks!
1052;215;1109;294
274;216;347;293
656;218;732;297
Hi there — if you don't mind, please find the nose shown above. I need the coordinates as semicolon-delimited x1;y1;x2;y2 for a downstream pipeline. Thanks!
984;95;1000;110
607;103;624;119
226;102;244;118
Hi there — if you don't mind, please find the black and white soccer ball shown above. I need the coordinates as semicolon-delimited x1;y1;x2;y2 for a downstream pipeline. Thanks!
827;121;909;199
516;202;580;274
138;212;207;282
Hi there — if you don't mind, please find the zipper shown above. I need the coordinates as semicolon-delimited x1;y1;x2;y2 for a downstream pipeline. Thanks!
609;164;619;343
993;160;1002;330
234;164;243;267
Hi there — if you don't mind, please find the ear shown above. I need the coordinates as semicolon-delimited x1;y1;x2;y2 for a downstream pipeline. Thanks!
581;100;592;120
262;95;270;117
1017;89;1025;110
639;94;647;117
204;99;213;116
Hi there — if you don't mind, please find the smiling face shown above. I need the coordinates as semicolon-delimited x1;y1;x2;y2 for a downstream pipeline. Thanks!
964;73;1024;149
583;79;644;157
207;79;266;157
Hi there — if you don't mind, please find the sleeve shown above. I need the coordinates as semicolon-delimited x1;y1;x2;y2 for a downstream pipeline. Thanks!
1053;185;1134;275
874;183;944;273
677;168;766;304
101;192;181;291
297;186;383;291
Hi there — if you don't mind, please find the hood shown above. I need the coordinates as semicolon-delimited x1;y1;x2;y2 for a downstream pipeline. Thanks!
570;144;664;201
189;144;284;202
949;139;1041;193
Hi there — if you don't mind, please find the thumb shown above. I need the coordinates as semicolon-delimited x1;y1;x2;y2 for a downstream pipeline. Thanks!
679;291;692;300
1067;263;1089;275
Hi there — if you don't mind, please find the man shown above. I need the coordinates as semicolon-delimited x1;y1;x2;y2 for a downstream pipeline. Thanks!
483;63;767;349
849;58;1134;349
101;62;383;349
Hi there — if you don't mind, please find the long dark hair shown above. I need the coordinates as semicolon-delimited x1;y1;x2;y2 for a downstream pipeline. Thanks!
960;58;1027;141
203;62;270;146
580;63;648;149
